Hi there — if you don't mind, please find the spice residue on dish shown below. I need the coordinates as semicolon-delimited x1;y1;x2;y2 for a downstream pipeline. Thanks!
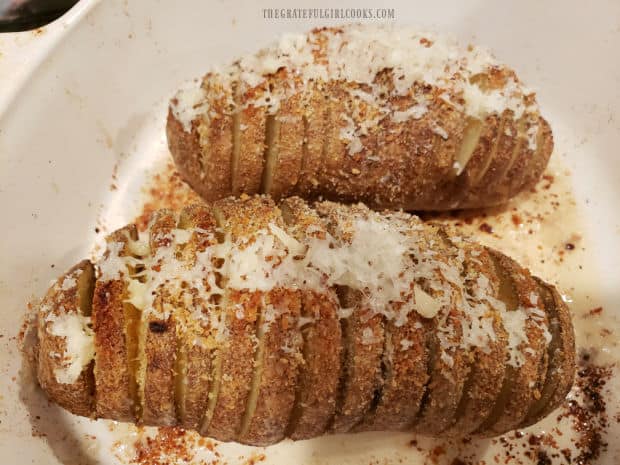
112;427;221;465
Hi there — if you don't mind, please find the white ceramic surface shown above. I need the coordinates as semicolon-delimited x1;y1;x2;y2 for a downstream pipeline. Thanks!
1;0;619;464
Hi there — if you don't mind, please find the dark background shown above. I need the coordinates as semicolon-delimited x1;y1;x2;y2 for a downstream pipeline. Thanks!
0;0;78;32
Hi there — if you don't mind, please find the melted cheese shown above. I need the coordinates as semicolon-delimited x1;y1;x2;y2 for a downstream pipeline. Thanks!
97;241;142;281
47;313;94;384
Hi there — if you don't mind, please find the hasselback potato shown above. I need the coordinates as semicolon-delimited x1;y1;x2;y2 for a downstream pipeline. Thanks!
36;196;574;445
167;24;553;211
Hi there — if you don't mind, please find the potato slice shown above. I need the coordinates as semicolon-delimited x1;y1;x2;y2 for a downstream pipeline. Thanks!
314;202;385;434
474;250;550;437
373;81;465;210
279;197;343;440
199;73;234;199
204;196;300;443
295;82;329;199
356;303;427;432
331;289;384;433
232;76;267;196
463;109;521;207
411;224;469;435
37;260;95;417
204;198;265;441
521;277;575;427
175;204;221;430
442;241;508;436
139;210;178;426
238;287;302;445
235;198;303;445
92;225;140;421
261;71;305;199
517;116;554;194
444;114;501;208
355;215;429;432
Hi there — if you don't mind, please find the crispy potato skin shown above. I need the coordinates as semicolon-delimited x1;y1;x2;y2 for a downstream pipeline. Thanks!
37;198;573;445
37;260;95;417
169;98;553;211
92;225;139;421
167;28;553;211
474;250;551;437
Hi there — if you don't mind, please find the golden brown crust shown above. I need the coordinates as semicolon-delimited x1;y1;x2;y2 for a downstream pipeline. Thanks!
475;249;550;437
412;225;469;436
168;74;234;202
233;78;267;196
175;204;220;430
313;201;385;434
178;344;211;429
521;277;575;427
358;307;427;432
141;210;178;426
279;197;343;440
295;83;329;198
200;74;234;199
501;116;536;199
39;200;572;444
356;216;429;432
316;81;383;206
166;29;553;211
519;117;554;193
204;289;258;442
142;317;177;425
239;288;302;445
166;109;205;199
205;196;279;441
442;242;508;436
263;72;305;199
237;197;304;445
288;290;342;439
331;291;384;434
37;260;95;417
315;83;352;201
370;83;453;209
92;225;139;421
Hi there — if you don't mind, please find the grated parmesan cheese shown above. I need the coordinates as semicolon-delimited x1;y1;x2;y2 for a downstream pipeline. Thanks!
172;24;541;160
170;79;209;132
526;123;539;151
392;103;428;122
400;339;414;351
430;122;449;140
60;276;76;291
361;327;380;345
501;308;530;367
87;203;549;369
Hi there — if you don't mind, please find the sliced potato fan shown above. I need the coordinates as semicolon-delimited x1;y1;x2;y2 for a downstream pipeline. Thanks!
168;25;553;210
36;196;574;445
